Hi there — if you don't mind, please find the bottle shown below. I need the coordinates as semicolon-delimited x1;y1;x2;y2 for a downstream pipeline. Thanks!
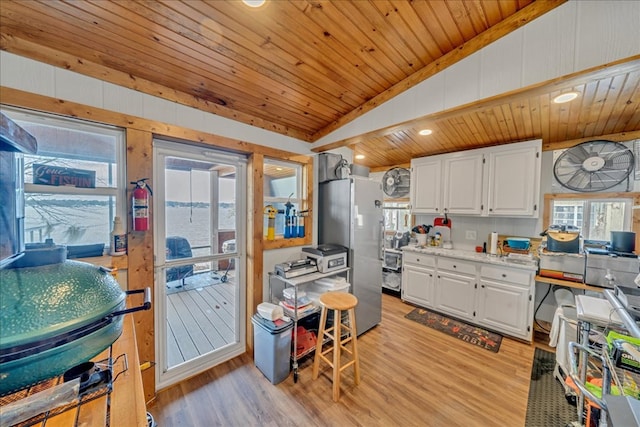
291;210;297;238
110;216;127;256
297;213;305;238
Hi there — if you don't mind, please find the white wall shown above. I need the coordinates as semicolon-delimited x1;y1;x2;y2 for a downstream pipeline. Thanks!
313;0;640;148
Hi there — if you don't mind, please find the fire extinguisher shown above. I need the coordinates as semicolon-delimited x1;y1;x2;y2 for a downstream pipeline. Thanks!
131;178;152;231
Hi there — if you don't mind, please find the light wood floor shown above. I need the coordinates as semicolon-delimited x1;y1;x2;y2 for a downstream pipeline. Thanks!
149;293;547;426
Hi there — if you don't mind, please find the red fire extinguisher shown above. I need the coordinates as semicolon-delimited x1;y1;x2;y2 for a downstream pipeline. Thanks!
131;178;152;231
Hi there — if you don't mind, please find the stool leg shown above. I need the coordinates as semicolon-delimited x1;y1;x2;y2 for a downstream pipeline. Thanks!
332;308;342;402
349;307;360;385
312;306;328;380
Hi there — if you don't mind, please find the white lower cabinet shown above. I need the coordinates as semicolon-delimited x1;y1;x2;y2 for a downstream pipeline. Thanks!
402;251;535;341
434;258;477;321
402;253;435;307
476;265;534;341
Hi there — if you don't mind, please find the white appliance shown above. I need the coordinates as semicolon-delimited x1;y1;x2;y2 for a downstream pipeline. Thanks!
318;176;383;335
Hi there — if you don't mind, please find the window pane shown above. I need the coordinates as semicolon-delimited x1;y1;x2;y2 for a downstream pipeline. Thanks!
587;201;626;241
164;157;237;257
264;161;299;198
263;159;302;238
25;194;116;246
551;198;630;241
2;108;126;249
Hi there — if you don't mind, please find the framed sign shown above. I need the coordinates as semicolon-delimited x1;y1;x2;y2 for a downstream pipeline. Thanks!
33;164;96;188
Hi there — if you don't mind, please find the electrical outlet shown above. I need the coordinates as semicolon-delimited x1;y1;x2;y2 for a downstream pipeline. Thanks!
465;230;477;240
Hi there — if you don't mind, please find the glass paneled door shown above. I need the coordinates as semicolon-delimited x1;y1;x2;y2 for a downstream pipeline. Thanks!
153;139;246;390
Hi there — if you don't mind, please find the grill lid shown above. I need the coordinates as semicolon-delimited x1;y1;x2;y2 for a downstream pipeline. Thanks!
0;260;125;351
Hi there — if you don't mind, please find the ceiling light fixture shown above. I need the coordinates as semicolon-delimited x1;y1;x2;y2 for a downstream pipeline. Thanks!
242;0;266;7
355;154;365;160
419;129;433;136
553;92;579;104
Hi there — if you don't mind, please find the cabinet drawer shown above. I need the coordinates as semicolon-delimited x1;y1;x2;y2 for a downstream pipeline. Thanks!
437;257;476;276
481;265;531;285
403;252;436;268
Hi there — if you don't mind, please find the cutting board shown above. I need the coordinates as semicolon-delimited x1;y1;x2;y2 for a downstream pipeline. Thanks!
434;217;452;228
433;226;451;241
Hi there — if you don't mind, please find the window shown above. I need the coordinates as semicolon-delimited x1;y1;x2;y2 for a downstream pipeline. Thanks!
2;107;126;248
546;194;634;241
383;202;411;233
263;158;304;239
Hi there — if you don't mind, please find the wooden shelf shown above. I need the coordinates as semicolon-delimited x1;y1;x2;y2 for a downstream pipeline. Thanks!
535;275;604;292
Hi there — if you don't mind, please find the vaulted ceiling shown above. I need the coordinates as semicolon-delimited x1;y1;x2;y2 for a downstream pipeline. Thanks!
1;0;639;169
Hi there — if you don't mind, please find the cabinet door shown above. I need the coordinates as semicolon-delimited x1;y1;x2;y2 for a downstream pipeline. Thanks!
442;152;483;215
434;271;476;321
476;279;531;340
410;157;442;214
486;140;541;217
402;265;435;307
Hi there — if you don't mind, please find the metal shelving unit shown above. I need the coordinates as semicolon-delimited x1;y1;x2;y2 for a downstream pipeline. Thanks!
268;267;350;382
568;293;640;426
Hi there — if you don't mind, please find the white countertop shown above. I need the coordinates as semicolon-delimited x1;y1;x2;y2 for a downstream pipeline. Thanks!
402;245;539;271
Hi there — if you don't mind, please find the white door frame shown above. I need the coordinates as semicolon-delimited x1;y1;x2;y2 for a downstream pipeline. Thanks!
152;139;247;391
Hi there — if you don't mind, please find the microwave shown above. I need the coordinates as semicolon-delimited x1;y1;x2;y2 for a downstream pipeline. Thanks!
0;112;37;268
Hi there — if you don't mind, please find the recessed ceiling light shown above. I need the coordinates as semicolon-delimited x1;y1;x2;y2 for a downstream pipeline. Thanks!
553;92;579;104
276;167;283;171
242;0;266;7
419;129;433;136
355;154;365;160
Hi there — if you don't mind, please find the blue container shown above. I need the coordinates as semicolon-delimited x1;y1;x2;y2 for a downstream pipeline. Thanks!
505;237;530;250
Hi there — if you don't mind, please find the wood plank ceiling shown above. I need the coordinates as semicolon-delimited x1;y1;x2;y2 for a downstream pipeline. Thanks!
1;0;638;169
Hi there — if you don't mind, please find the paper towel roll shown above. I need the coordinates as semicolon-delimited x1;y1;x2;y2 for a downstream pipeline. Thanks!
489;232;498;255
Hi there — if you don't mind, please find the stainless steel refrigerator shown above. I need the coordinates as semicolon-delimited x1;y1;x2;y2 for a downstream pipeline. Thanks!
318;176;383;335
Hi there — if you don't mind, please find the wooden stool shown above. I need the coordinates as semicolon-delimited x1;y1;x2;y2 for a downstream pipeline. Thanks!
312;291;360;401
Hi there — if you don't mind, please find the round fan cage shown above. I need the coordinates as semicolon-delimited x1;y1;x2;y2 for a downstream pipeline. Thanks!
382;167;411;198
553;140;634;192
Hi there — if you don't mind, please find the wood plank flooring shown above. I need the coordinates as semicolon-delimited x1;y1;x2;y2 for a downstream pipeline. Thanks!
149;293;545;426
166;278;237;366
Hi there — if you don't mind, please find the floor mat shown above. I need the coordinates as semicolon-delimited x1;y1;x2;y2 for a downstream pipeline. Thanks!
525;347;579;427
404;307;502;352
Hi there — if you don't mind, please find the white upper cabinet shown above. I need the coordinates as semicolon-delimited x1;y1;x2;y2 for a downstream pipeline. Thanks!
410;155;442;214
410;139;541;218
410;150;483;215
442;151;484;215
484;139;541;217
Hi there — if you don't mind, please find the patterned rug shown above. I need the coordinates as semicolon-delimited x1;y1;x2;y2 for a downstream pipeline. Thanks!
525;348;579;426
405;307;502;353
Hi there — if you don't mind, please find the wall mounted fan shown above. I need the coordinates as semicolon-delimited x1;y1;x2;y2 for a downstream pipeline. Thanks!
382;167;411;198
553;140;634;192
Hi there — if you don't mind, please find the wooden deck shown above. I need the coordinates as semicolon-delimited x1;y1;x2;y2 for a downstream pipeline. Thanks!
165;273;237;367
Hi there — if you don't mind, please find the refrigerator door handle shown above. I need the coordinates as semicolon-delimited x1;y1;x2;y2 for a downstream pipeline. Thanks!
379;220;385;260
